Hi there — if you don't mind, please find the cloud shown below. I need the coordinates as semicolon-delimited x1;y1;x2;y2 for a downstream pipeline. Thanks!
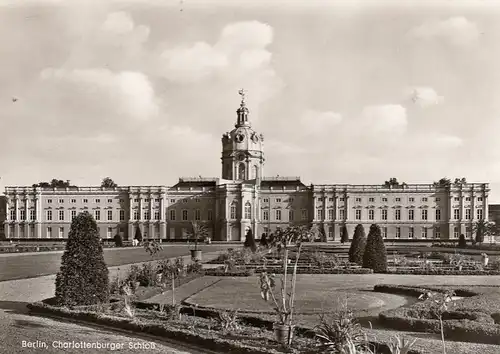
101;11;150;42
404;86;444;108
409;17;480;46
300;110;342;135
40;68;159;121
359;105;407;134
266;140;308;155
160;21;278;88
424;133;464;149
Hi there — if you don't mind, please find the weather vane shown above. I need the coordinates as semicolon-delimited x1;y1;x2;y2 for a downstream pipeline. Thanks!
238;88;247;104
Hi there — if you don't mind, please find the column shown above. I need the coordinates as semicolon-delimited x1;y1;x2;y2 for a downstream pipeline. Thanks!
35;193;42;238
160;192;166;240
470;190;475;240
24;196;29;238
344;194;349;221
14;195;19;238
312;195;317;221
5;197;9;239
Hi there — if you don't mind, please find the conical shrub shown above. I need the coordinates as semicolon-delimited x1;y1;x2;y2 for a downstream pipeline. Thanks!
362;224;387;273
348;224;366;265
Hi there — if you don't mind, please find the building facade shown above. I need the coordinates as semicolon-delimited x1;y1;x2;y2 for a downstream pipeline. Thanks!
0;91;490;241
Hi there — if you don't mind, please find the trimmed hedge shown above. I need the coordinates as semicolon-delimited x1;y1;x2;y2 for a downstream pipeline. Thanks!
386;269;500;275
375;284;500;345
202;269;255;277
253;267;374;274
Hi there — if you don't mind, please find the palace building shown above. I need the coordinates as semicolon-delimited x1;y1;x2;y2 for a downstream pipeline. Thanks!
0;91;491;242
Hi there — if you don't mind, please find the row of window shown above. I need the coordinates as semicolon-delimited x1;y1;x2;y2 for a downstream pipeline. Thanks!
43;198;200;204
261;196;485;204
8;225;148;238
352;208;484;221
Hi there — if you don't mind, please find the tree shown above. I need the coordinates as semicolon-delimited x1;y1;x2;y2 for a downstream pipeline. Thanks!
348;224;366;265
433;177;451;188
101;177;118;188
244;228;257;252
473;219;495;244
363;224;388;273
260;233;269;248
55;212;109;306
187;221;208;253
32;179;75;188
383;178;406;188
114;233;123;247
340;224;349;244
134;227;143;243
458;234;467;248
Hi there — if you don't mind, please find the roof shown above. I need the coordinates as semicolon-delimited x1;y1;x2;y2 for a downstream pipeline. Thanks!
260;176;306;188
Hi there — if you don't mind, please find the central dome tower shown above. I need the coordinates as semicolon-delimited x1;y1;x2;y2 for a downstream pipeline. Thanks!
221;89;265;181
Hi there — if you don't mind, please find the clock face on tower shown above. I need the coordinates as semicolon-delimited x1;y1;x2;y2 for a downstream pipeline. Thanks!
235;133;245;143
237;154;245;161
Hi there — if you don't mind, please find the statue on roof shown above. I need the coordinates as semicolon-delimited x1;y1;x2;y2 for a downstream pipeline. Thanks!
238;88;247;105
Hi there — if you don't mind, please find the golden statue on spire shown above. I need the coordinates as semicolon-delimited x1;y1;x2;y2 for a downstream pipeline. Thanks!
238;88;247;105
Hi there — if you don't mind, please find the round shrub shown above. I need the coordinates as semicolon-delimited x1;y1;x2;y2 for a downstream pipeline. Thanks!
55;211;109;306
348;224;366;265
363;224;387;273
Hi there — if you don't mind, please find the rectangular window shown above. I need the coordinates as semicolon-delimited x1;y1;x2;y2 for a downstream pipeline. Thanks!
339;209;345;220
107;199;113;203
466;197;471;201
155;211;160;220
328;226;333;239
170;210;176;221
47;210;52;221
369;197;375;202
409;197;415;202
454;197;460;201
276;198;282;203
59;199;64;204
58;210;64;221
301;209;308;220
454;209;460;220
340;198;345;202
119;199;124;203
478;197;484;202
30;209;36;221
355;197;362;202
317;209;323;220
263;198;269;203
421;209;428;220
276;209;282;221
408;209;414;220
422;227;428;239
10;209;16;221
20;209;26;221
422;197;428;202
71;210;77;220
30;225;35;237
95;199;100;203
47;226;52;238
83;199;88;204
106;210;112;221
454;226;459;238
395;197;401;202
230;205;236;219
477;209;483;220
47;199;52;204
107;227;112;238
133;210;139;220
435;227;441;239
58;227;64;238
382;227;387;238
263;210;269;221
382;209;388;220
194;198;200;203
194;209;201;221
408;227;414;238
144;211;150;220
317;197;324;202
182;210;188;221
95;210;100;221
244;204;251;219
327;209;334;220
119;210;125;221
395;209;401;220
71;199;76;203
145;198;150;202
465;208;471;220
289;209;295;221
368;209;374;220
208;210;213;221
436;197;441;202
355;210;361;220
328;197;333;202
382;197;388;202
170;199;175;203
436;209;441;221
395;227;401;238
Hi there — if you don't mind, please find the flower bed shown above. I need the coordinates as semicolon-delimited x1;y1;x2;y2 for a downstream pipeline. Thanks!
202;269;255;277
375;284;500;345
386;269;500;275
27;300;421;354
253;267;374;274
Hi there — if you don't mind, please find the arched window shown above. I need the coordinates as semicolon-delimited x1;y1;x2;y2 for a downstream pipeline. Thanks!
253;165;259;179
230;201;237;219
238;163;246;180
244;202;252;219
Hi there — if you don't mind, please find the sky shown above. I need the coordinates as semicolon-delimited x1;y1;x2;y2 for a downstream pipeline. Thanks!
1;0;500;201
